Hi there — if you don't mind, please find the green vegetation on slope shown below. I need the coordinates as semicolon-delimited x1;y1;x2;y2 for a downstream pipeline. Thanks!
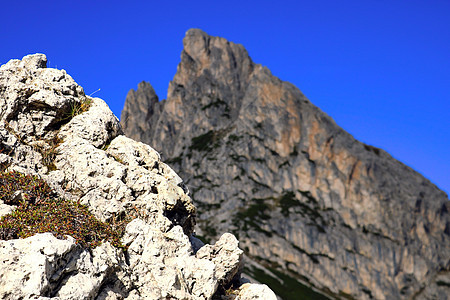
0;170;130;249
244;264;331;300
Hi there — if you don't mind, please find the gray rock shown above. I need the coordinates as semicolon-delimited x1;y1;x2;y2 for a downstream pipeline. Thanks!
120;81;162;143
121;29;450;299
0;53;273;299
196;233;244;285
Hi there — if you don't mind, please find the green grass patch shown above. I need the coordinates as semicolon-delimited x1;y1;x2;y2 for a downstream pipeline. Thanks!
279;191;297;217
244;264;330;300
234;199;273;237
237;199;271;221
228;134;242;142
189;127;234;152
67;96;93;119
190;130;217;152
0;170;54;205
201;98;230;113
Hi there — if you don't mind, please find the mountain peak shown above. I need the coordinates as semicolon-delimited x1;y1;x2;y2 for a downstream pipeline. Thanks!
176;28;253;81
121;30;450;300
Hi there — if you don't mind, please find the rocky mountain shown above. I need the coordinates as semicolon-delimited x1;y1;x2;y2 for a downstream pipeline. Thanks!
121;29;450;299
0;53;276;299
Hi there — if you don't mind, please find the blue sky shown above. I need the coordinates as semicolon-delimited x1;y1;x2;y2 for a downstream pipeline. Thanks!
1;0;449;195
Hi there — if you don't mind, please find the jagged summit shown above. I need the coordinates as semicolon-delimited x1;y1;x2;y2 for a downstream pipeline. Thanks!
120;80;160;142
121;30;450;299
179;28;254;83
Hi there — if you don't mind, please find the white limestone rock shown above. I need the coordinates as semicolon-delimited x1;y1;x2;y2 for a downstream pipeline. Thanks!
122;218;221;299
0;54;275;300
0;233;128;300
57;95;121;148
0;53;84;141
0;201;14;218
196;233;244;284
235;283;277;300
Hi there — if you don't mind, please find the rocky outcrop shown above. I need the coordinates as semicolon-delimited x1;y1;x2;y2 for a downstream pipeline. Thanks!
121;29;450;299
0;53;275;299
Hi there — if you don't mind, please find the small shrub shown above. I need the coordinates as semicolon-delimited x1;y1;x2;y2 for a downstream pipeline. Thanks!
190;130;216;152
279;191;297;217
189;128;232;152
0;171;53;205
0;171;128;249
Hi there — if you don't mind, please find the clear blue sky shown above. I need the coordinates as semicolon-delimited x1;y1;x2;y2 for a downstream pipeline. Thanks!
2;0;449;195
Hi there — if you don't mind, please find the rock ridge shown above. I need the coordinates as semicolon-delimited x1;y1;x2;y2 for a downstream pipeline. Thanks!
0;53;276;299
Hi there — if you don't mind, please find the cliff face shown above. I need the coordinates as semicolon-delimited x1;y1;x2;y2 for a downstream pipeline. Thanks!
0;54;276;300
121;29;450;299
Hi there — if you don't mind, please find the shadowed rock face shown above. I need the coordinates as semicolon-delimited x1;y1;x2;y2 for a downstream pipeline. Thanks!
121;29;450;299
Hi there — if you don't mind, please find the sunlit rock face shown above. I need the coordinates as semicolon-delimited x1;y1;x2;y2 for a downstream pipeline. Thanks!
121;29;450;299
0;53;276;300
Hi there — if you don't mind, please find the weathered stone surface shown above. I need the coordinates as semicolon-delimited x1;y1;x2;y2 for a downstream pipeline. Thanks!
0;54;273;299
122;219;218;299
0;233;127;299
0;201;14;218
0;54;84;140
121;29;450;299
234;283;277;300
196;233;244;285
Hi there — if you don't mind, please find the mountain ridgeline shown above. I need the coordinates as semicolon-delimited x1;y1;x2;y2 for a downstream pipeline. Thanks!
121;29;450;299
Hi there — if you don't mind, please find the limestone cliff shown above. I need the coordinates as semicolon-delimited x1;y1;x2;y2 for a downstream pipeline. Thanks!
0;53;276;299
121;29;450;299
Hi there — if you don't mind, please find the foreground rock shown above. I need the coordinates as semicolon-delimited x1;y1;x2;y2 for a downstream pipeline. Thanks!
0;54;275;299
121;29;450;299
